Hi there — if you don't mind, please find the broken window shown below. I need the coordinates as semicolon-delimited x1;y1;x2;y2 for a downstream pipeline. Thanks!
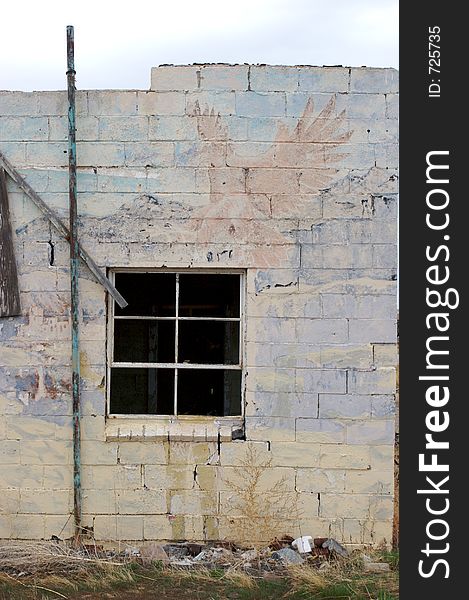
108;271;243;417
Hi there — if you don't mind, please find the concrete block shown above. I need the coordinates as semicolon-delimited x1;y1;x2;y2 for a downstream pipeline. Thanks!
186;91;236;116
371;395;396;419
0;141;26;165
286;93;333;117
117;489;166;514
151;66;199;91
373;344;397;367
170;490;217;515
36;91;87;116
175;141;226;167
0;489;20;514
296;418;346;443
297;468;346;493
202;167;246;193
144;465;195;490
348;118;398;144
20;440;72;465
147;167;196;193
246;168;299;193
246;116;298;141
218;465;295;492
245;388;319;417
369;496;394;521
247;291;321;319
270;442;320;467
271;194;322;219
298;67;349;93
0;440;20;464
246;367;296;394
348;368;396;395
137;91;185;116
374;195;398;221
125;142;174;167
98;116;148;141
250;66;299;92
336;93;386;119
374;143;399;169
219;441;270;466
350;68;399;94
320;493;369;519
42;464;72;488
319;444;370;470
349;319;396;344
245;416;296;441
296;319;348;344
48;116;99;141
77;142;126;167
149;116;198;140
24;142;70;167
168;442;217;465
296;368;347;394
321;294;396;319
0;117;48;141
236;92;286;117
0;464;43;488
6;416;56;440
246;317;296;344
19;489;71;514
200;65;249;90
386;94;399;119
320;344;373;369
226;143;275;167
319;394;372;419
346;420;394;445
88;91;137;115
0;91;38;115
345;470;393;495
81;441;118;465
117;516;144;540
302;244;372;269
369;445;395;470
143;514;174;539
118;441;168;465
45;515;74;539
10;514;45;539
82;489;116;514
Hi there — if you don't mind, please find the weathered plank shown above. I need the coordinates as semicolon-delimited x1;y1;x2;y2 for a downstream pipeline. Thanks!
0;151;128;309
0;168;21;317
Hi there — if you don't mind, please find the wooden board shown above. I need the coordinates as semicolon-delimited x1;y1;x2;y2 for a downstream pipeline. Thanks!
0;168;21;317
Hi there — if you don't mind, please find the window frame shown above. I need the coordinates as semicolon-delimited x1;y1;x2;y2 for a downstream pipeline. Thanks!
106;267;246;420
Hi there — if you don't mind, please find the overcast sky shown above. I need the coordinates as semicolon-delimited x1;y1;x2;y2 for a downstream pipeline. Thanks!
1;0;398;91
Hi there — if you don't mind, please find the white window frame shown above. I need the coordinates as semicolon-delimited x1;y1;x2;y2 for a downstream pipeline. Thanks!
106;268;246;422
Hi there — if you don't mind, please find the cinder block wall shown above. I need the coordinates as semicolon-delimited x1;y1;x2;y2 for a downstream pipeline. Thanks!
0;65;398;545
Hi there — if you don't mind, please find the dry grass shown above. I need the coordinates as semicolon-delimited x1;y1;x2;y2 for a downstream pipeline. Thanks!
0;540;128;576
224;445;302;544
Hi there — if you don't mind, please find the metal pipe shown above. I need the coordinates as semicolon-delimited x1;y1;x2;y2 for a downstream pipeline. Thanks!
66;25;82;546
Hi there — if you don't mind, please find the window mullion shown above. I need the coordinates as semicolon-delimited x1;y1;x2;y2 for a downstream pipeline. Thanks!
174;273;179;416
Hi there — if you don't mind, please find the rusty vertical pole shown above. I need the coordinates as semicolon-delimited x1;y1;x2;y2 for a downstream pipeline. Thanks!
67;25;82;545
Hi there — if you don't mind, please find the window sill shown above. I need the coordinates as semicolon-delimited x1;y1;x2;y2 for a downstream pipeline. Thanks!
105;415;244;442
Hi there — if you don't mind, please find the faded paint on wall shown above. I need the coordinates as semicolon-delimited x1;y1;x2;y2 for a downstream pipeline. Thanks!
0;65;398;546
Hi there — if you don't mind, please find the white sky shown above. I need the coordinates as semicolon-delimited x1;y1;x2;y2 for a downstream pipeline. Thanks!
0;0;398;91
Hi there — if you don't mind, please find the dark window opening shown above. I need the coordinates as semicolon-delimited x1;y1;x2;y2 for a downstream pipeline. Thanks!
109;271;243;417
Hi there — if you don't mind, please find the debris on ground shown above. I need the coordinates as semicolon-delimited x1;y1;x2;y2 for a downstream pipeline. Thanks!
271;547;305;565
0;536;393;579
321;538;349;557
139;543;170;567
292;535;313;553
363;561;391;573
